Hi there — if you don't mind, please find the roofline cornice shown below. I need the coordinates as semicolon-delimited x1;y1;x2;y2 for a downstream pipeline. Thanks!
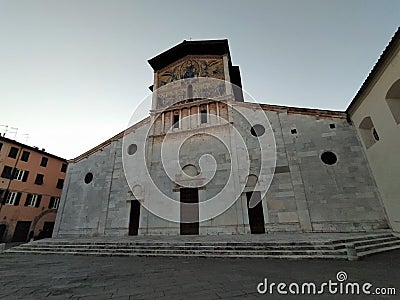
346;27;400;115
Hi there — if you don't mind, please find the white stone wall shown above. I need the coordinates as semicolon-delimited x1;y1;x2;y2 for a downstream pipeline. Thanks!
54;105;388;237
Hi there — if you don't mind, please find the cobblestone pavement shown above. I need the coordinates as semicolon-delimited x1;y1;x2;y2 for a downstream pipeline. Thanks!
0;250;399;300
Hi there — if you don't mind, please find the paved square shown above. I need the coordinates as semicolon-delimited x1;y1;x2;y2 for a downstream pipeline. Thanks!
0;251;399;299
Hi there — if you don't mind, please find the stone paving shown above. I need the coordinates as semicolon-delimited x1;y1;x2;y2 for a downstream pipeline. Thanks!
0;249;399;299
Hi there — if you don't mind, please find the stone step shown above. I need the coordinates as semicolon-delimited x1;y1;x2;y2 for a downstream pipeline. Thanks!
28;241;331;247
352;236;400;247
23;237;391;249
6;232;399;260
329;233;394;245
16;243;339;251
6;246;346;256
5;249;346;260
356;240;400;252
332;236;400;249
27;233;394;247
357;244;400;257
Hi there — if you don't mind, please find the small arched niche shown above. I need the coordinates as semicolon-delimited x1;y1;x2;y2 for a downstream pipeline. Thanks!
386;79;400;124
359;116;379;149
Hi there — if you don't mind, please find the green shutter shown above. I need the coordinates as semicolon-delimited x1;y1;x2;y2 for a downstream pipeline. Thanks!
49;197;55;209
1;190;8;204
14;192;21;206
22;171;29;182
35;195;42;208
25;194;32;206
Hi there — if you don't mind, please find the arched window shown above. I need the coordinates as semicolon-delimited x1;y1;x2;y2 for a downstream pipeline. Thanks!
187;84;193;99
182;164;198;177
359;116;379;149
246;174;258;188
386;79;400;124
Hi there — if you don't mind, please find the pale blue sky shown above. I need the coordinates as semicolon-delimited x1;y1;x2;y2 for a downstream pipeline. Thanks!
1;0;399;159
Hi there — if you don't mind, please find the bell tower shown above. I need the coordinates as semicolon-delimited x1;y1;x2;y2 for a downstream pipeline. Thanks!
148;39;244;112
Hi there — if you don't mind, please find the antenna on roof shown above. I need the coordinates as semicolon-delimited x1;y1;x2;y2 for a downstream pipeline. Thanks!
8;127;18;139
0;125;18;139
21;133;30;144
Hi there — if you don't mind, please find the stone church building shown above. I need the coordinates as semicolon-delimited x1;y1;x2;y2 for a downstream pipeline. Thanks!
53;38;393;238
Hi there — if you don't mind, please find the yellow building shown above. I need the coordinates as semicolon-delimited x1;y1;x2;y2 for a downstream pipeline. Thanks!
347;27;400;232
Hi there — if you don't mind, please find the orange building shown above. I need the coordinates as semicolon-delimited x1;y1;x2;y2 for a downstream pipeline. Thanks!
0;136;67;242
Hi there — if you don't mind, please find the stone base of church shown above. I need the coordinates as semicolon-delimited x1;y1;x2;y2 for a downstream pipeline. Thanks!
54;220;389;238
311;221;389;232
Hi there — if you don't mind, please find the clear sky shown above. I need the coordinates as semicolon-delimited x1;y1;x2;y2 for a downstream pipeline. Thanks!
1;0;399;159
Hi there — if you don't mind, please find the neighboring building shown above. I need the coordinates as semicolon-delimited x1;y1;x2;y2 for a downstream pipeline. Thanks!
53;39;389;238
0;136;67;242
347;27;400;232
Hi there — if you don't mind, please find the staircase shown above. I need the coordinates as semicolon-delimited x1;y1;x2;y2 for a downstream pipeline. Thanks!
5;232;400;260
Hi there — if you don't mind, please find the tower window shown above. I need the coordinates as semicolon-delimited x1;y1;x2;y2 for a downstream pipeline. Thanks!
200;106;207;124
173;113;180;129
187;84;193;99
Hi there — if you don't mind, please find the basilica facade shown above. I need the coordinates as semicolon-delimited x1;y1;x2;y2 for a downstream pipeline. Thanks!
53;39;389;237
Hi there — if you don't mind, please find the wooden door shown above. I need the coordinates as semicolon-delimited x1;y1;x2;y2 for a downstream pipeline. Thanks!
39;222;55;239
246;191;265;234
12;221;31;242
180;188;199;235
0;224;6;242
129;200;140;236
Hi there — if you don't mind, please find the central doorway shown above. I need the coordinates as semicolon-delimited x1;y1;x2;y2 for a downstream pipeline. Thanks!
180;188;199;235
246;191;265;234
129;200;140;236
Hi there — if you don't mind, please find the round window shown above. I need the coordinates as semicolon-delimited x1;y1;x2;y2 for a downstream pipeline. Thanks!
250;124;265;137
321;151;337;165
127;144;138;155
84;172;93;184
